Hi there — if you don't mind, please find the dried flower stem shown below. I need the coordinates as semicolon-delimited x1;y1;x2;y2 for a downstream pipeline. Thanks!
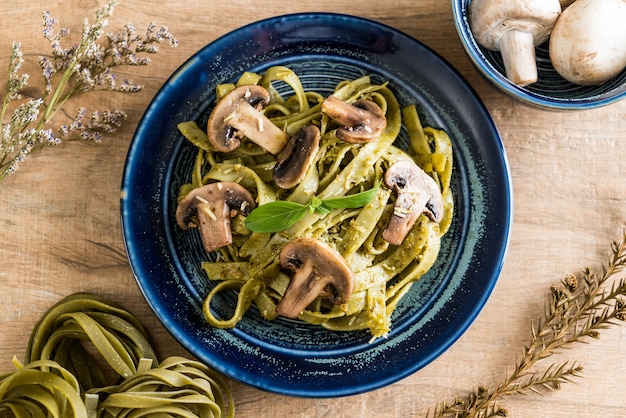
0;0;177;181
430;228;626;418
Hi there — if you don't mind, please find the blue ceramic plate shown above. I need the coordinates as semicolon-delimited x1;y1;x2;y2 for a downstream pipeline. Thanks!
121;13;512;397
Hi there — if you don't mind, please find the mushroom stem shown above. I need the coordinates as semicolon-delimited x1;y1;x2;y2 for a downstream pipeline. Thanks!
196;200;232;253
227;100;289;155
499;30;538;86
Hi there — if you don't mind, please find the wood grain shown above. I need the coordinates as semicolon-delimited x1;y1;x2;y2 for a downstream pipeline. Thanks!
1;1;626;417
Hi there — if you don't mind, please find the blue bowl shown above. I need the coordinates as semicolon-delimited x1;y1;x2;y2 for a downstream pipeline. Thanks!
452;0;626;110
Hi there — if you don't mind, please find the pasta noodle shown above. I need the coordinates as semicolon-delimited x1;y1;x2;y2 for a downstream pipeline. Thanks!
0;359;87;417
11;292;234;418
177;66;454;339
25;292;157;387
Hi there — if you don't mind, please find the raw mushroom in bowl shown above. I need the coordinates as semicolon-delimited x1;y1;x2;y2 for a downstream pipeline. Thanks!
549;0;626;86
469;0;562;86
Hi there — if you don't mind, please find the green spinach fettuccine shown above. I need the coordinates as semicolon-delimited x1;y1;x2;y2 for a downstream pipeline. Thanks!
178;66;454;339
0;293;234;418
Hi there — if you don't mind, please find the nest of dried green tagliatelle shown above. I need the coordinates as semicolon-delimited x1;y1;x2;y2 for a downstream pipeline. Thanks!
0;293;234;418
175;65;454;340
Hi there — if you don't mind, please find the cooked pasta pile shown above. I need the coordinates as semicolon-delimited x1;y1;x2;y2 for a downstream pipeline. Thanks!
177;66;454;339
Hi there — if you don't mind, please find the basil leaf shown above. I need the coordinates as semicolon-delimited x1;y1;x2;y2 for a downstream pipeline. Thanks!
309;196;327;214
244;201;309;233
321;183;380;209
310;196;323;208
244;183;381;233
313;205;331;215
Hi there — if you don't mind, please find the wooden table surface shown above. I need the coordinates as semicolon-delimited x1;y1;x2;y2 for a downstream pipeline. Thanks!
1;1;625;416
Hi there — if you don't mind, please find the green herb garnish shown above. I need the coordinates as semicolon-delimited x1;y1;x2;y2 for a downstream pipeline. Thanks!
245;183;380;233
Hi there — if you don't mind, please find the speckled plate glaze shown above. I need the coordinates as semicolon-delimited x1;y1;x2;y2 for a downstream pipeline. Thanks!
453;0;626;110
121;13;512;397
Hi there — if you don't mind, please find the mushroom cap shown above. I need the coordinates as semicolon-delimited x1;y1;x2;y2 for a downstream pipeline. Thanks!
276;238;354;319
321;95;387;144
273;125;321;189
206;85;271;153
175;182;256;253
469;0;561;50
382;159;444;246
549;0;626;85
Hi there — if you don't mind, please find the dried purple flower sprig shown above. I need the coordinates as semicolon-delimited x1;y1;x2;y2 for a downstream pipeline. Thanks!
0;0;177;180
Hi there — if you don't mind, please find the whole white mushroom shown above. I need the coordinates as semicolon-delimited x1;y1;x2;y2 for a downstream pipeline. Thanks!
549;0;626;86
469;0;562;86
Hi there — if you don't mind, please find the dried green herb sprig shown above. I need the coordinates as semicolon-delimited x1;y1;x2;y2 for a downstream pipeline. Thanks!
431;228;626;418
0;0;177;181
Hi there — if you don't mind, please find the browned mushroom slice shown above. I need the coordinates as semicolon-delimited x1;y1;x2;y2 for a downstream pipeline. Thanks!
276;238;354;319
206;84;289;154
273;125;321;189
321;95;387;144
175;182;256;253
382;159;444;246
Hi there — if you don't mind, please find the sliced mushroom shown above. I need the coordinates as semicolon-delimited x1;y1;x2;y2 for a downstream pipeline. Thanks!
273;125;321;189
321;95;387;144
276;238;354;319
206;85;289;154
382;159;444;246
175;182;256;253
